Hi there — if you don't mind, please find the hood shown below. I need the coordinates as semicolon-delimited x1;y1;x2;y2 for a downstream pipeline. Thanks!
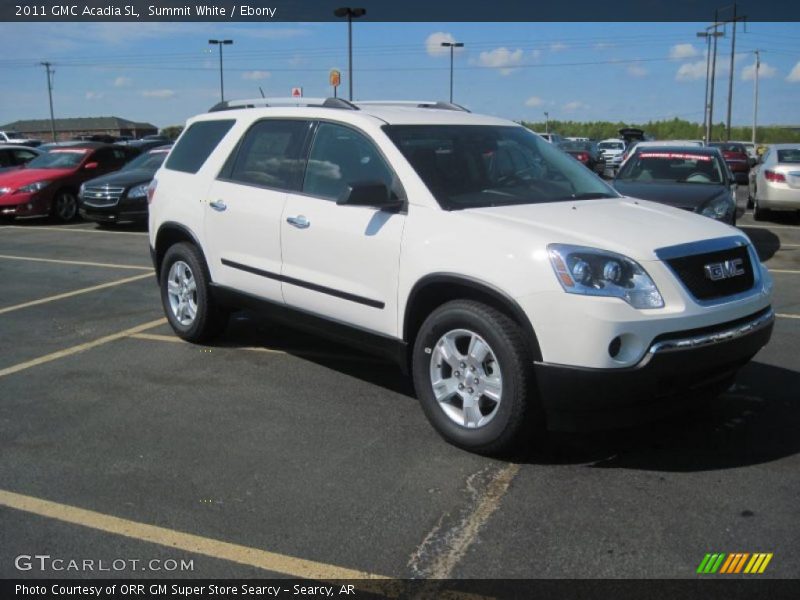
0;167;75;189
84;169;155;188
464;197;738;261
612;181;728;210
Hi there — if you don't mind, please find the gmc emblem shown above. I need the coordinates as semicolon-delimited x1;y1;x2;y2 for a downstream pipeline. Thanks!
704;258;745;281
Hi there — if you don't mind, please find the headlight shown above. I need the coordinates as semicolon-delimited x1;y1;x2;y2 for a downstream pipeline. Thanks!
700;195;733;220
17;180;51;194
548;244;665;309
127;183;149;199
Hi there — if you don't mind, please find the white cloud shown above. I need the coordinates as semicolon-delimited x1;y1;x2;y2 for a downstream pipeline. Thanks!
425;32;463;58
141;89;176;99
549;42;568;52
563;101;588;112
670;43;699;60
85;91;104;100
627;63;648;77
113;76;131;88
786;61;800;83
742;62;777;81
675;60;707;81
531;49;542;60
525;96;545;107
242;70;270;81
476;47;524;75
594;42;614;50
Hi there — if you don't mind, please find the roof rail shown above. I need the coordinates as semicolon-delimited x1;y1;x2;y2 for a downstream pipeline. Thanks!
355;100;470;113
208;97;359;112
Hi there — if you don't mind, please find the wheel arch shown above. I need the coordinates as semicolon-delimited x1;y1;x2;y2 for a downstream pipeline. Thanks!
154;222;206;281
403;274;543;363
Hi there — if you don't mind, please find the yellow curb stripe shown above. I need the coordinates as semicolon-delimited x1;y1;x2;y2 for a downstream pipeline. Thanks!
0;488;388;583
0;253;152;271
0;272;153;315
0;318;166;379
758;553;773;573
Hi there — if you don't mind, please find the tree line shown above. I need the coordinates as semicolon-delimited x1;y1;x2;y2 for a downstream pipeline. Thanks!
519;117;800;144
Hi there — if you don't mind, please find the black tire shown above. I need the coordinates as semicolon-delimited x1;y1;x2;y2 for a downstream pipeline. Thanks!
159;242;228;343
412;300;544;456
753;195;769;222
51;190;79;223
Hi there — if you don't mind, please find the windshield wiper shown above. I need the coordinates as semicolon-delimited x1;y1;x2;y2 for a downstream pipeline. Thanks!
566;192;618;200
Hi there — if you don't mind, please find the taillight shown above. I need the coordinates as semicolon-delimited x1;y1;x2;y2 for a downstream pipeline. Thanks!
764;170;786;183
577;152;590;162
147;178;157;204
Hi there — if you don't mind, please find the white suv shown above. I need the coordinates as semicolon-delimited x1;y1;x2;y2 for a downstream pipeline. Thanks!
148;98;774;455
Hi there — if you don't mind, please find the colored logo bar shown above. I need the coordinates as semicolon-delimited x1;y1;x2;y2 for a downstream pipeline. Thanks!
697;553;773;574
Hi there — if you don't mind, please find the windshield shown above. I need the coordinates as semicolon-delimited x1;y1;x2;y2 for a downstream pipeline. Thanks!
777;149;800;164
598;141;624;151
122;150;169;172
383;125;618;210
561;141;594;152
25;149;88;169
617;151;724;185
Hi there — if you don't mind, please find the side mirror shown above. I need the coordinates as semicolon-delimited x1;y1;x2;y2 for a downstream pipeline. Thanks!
84;162;98;170
337;181;403;210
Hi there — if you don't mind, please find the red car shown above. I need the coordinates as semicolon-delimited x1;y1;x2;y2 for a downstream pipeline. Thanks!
709;142;750;184
0;143;130;222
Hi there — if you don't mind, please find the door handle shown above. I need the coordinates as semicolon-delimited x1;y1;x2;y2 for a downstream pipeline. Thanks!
209;200;227;212
286;215;310;229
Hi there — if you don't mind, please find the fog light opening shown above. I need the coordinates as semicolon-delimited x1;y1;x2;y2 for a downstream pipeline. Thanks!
608;336;622;358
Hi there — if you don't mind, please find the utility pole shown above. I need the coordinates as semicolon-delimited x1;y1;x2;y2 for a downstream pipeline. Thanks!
40;62;56;142
724;4;747;141
752;49;760;146
707;11;723;144
544;112;549;133
701;32;712;138
334;7;366;101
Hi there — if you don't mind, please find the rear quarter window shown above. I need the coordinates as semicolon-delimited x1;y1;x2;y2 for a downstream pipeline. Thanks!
165;119;235;174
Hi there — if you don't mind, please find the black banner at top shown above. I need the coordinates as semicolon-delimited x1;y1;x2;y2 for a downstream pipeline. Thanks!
1;0;800;22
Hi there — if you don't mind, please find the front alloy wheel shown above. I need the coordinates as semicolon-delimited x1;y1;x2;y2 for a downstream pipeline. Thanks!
429;329;503;429
53;191;78;222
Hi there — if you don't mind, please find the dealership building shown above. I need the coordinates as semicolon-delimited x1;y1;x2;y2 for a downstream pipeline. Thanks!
0;116;158;141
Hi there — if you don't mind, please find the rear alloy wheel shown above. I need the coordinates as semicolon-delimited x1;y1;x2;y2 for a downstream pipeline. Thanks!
160;242;228;343
412;300;543;455
52;191;78;222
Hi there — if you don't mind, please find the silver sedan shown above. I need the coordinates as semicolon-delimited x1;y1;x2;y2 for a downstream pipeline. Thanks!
749;144;800;221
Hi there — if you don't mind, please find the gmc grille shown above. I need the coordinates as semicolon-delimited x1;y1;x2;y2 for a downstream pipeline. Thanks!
665;245;754;301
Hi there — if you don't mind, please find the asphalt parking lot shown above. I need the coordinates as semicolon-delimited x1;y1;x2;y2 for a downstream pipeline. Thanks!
1;188;799;584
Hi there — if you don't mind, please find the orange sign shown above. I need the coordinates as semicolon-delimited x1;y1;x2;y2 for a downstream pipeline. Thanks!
329;70;341;88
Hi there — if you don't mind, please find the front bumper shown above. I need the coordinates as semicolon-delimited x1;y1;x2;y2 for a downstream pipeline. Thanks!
79;196;148;224
0;191;50;217
535;307;774;430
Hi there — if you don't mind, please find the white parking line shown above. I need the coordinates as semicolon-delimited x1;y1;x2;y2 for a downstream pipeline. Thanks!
0;254;151;271
0;272;153;315
768;269;800;274
2;225;148;236
777;313;800;320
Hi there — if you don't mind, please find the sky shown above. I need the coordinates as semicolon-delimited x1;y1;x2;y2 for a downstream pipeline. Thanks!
0;21;798;130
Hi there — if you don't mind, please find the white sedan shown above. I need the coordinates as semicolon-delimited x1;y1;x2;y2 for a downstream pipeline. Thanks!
749;144;800;221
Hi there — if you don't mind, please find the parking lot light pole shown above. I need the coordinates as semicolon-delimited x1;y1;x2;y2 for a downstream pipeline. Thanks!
440;41;464;103
334;7;366;101
752;49;760;146
208;39;233;102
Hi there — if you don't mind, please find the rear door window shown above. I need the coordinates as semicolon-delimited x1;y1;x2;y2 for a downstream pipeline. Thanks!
166;119;235;174
225;120;309;191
